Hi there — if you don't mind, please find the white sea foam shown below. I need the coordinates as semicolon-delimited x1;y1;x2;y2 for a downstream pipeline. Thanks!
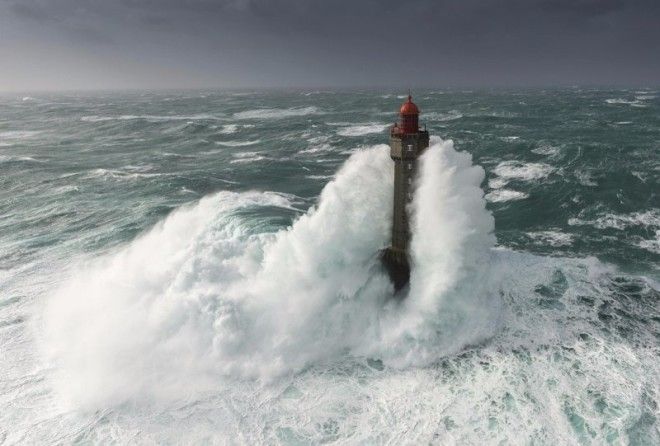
488;177;509;189
41;138;502;408
575;169;597;186
381;137;499;366
424;110;463;122
637;231;660;254
531;144;561;156
305;174;334;180
300;143;334;154
219;124;238;134
526;231;574;247
229;152;267;163
306;134;331;144
0;130;41;139
301;90;333;96
606;98;634;104
605;98;648;107
215;139;261;147
41;148;391;406
234;106;320;120
80;116;115;122
0;155;40;163
81;114;222;123
53;185;80;194
485;189;529;202
336;123;389;137
487;160;552;195
85;168;163;181
29;133;660;444
492;160;554;182
569;209;659;231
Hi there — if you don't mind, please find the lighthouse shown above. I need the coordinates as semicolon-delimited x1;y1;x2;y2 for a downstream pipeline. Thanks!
381;95;429;290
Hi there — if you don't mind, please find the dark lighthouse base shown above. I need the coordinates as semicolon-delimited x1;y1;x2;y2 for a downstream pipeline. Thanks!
380;247;410;291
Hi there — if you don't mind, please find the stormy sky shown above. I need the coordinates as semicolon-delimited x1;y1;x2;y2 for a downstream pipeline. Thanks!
1;0;658;91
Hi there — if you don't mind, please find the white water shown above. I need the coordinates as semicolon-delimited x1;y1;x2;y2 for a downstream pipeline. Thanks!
81;114;223;122
41;137;501;409
376;139;500;367
526;231;574;247
32;138;658;444
485;189;529;202
336;123;389;137
491;160;554;184
569;209;660;231
216;139;262;147
234;106;320;120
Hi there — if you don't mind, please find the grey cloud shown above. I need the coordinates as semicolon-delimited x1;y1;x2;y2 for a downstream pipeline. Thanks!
538;0;625;16
65;25;114;45
9;2;52;21
1;0;658;91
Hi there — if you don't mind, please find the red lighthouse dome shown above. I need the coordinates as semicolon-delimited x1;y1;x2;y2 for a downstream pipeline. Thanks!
398;95;419;133
400;95;420;115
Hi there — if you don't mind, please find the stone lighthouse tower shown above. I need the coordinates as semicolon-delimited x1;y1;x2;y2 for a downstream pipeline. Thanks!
381;95;429;290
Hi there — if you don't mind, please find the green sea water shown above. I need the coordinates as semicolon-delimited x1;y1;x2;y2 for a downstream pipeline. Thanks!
0;88;658;444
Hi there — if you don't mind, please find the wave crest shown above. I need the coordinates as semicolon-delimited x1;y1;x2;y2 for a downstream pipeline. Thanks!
234;106;320;120
42;139;500;408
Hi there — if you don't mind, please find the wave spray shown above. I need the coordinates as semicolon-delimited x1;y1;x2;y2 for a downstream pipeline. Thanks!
42;137;500;408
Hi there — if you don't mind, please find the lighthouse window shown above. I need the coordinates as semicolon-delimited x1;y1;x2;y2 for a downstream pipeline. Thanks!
407;163;412;170
408;178;412;185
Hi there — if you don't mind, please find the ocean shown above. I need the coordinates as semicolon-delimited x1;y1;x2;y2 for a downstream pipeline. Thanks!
0;88;658;444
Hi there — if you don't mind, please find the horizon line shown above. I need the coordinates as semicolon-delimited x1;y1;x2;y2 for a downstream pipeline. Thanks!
1;83;658;96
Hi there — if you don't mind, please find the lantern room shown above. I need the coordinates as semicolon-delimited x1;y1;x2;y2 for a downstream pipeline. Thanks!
393;95;420;135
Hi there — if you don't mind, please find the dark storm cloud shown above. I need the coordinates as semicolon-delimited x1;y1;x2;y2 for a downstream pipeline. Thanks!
1;0;659;90
10;2;50;22
539;0;624;15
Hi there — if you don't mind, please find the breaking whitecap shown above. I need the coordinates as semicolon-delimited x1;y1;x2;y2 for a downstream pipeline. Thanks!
336;123;389;137
485;189;529;202
233;106;320;120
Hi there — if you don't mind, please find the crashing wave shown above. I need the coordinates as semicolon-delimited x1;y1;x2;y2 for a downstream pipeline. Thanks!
42;138;501;407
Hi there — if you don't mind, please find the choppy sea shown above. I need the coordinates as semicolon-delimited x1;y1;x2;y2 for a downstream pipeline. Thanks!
0;89;658;444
